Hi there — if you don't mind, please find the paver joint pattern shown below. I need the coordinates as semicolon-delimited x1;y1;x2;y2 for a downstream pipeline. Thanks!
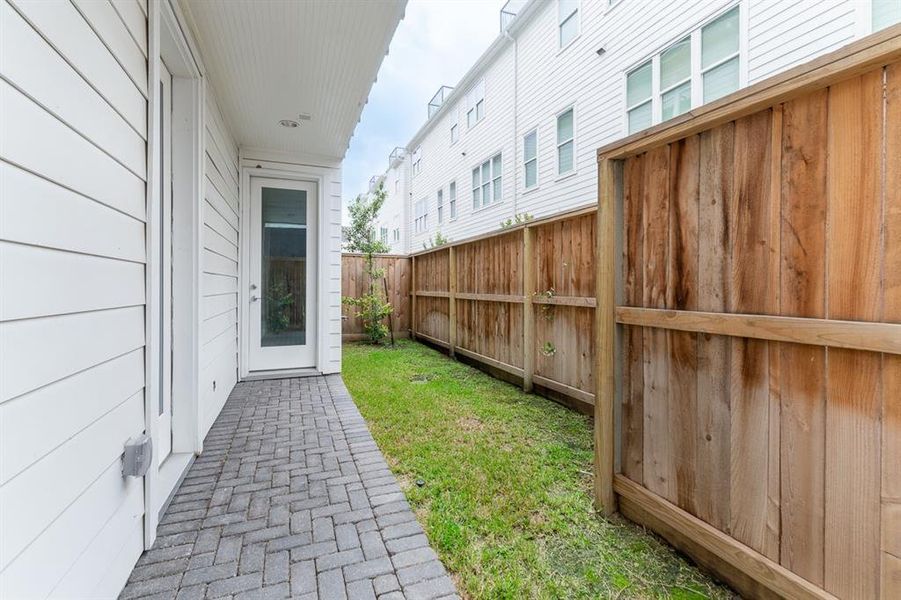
120;375;458;600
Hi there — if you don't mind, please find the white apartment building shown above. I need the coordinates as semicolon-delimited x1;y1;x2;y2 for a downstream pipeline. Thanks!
376;0;900;252
373;146;410;253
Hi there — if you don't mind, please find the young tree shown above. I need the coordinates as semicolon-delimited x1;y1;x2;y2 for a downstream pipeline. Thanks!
342;183;394;344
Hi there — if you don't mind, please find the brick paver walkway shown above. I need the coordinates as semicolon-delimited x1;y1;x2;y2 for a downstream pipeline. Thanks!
120;375;458;600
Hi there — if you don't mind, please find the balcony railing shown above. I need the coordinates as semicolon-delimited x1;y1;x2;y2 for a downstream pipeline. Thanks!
427;86;454;118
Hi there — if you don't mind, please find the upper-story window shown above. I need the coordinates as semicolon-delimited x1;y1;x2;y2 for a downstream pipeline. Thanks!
523;129;538;189
701;7;740;103
414;198;428;233
626;6;741;134
449;181;457;219
558;0;580;48
472;153;502;211
380;227;388;245
557;108;575;175
437;188;444;223
412;146;422;176
393;228;400;242
873;0;901;30
394;177;399;193
466;79;485;128
450;123;459;144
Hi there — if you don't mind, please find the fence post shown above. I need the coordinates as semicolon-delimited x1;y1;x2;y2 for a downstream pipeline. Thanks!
448;246;456;357
595;157;616;515
410;255;417;340
522;226;534;393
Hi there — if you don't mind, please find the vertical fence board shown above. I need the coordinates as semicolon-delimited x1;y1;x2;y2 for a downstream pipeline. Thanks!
728;110;779;560
824;70;884;600
778;90;828;585
622;155;645;484
667;136;700;514
642;146;674;502
884;62;901;600
695;123;733;532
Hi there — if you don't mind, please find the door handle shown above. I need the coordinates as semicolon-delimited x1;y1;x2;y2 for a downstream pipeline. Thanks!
250;295;260;302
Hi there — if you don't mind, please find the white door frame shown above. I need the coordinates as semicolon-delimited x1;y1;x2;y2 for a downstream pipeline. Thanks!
239;164;328;378
145;0;204;550
248;177;318;371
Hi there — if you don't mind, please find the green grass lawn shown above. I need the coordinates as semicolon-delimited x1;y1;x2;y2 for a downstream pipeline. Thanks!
342;340;735;600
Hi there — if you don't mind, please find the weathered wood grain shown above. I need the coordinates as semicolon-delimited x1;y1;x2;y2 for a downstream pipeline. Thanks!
695;124;733;531
729;110;779;560
778;90;827;585
622;154;645;484
642;145;674;502
667;136;700;514
824;70;883;600
883;62;901;600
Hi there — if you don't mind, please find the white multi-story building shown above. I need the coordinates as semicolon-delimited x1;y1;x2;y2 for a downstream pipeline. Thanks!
373;146;410;253
374;0;900;252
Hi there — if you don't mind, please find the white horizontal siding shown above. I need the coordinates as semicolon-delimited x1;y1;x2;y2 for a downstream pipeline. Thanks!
199;89;240;437
404;0;864;244
0;0;146;596
8;0;146;137
748;0;856;81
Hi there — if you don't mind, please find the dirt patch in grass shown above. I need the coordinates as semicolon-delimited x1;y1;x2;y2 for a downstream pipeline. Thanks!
343;340;736;600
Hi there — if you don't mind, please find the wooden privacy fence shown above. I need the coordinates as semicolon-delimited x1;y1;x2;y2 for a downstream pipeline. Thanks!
409;207;598;414
341;253;410;341
595;27;901;600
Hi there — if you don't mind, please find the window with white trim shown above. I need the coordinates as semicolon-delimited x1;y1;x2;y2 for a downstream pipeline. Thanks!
626;6;741;134
414;198;428;233
393;228;400;242
472;153;502;210
557;108;574;175
702;7;740;103
466;79;485;128
450;121;459;144
412;146;422;176
380;227;388;245
437;188;444;223
523;129;538;189
449;181;457;219
873;0;901;30
558;0;579;48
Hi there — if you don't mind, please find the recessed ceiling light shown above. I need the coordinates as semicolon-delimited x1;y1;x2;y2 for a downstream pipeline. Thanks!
279;119;299;128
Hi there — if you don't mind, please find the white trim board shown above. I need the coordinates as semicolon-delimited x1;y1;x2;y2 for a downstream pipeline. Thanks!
143;0;204;550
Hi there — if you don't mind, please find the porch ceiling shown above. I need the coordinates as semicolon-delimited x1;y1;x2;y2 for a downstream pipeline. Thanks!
182;0;406;160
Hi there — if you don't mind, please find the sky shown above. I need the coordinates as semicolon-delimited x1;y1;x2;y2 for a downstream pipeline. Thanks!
342;0;507;221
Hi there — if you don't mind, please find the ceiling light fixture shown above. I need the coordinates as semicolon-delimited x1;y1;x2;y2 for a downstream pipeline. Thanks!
279;119;299;128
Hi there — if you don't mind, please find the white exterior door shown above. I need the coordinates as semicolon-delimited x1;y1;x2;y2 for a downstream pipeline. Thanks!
158;60;173;463
249;178;317;371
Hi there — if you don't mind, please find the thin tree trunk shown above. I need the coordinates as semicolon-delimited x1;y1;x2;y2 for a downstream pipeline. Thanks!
383;276;395;346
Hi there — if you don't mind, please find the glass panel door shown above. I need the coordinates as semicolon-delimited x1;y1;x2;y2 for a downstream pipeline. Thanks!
261;187;307;347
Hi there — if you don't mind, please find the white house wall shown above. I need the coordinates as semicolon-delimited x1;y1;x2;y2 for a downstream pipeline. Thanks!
0;0;148;597
200;88;240;437
404;0;878;247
